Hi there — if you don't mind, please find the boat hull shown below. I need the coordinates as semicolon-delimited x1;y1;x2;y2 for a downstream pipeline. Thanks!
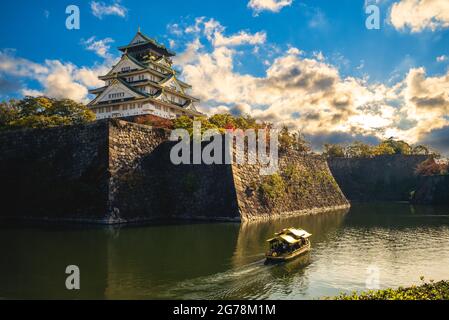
265;242;311;262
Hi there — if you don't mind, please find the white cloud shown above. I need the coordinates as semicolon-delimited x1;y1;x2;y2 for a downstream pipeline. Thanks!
82;37;115;59
172;18;449;146
390;0;449;32
214;31;267;47
167;23;183;36
21;88;43;97
40;61;89;102
248;0;293;15
176;17;267;48
437;55;448;62
90;1;127;19
174;38;203;65
0;49;115;103
0;50;49;77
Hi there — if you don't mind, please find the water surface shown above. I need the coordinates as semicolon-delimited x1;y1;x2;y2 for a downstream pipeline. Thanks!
1;203;449;299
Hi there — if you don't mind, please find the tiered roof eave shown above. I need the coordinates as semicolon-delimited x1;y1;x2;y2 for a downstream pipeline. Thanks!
117;31;176;57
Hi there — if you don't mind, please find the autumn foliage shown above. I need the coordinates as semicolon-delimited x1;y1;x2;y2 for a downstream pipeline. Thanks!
415;158;449;176
134;115;174;129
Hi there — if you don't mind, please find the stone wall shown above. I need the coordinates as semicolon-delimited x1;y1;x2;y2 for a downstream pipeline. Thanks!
0;120;349;224
0;121;110;222
107;120;240;222
328;155;428;201
233;152;350;221
411;175;449;205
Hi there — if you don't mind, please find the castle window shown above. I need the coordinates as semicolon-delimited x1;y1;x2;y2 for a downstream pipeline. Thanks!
108;92;125;99
121;67;130;72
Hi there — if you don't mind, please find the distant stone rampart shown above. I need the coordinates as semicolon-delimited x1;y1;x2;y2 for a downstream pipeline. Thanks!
411;175;449;205
328;155;428;201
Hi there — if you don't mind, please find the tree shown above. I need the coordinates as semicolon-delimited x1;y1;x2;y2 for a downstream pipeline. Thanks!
345;141;374;158
50;99;95;125
172;115;194;134
415;158;448;176
208;113;236;129
0;96;95;131
381;138;412;155
0;100;19;128
372;142;395;156
172;113;312;153
323;144;345;158
412;145;430;156
278;126;297;152
278;126;311;153
291;131;311;153
172;116;218;135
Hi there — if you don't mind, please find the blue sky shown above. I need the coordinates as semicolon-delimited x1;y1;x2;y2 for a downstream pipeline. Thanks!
1;0;447;80
1;0;449;154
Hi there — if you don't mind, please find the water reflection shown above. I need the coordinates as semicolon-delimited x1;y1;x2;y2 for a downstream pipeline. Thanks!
232;209;348;268
1;203;449;299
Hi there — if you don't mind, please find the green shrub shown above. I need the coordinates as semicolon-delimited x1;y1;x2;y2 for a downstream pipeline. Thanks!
332;279;449;300
284;164;301;182
259;174;286;203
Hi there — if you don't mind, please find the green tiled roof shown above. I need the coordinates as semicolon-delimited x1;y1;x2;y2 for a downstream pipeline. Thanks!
125;53;147;69
117;78;149;97
118;31;176;56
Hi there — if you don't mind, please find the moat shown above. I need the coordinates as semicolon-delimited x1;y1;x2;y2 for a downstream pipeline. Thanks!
1;202;449;299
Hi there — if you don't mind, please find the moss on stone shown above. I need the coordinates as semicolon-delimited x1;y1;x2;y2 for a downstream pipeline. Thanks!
258;173;286;203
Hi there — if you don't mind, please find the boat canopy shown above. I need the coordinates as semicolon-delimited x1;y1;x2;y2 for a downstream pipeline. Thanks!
287;228;312;239
267;234;300;244
275;228;312;239
279;234;300;244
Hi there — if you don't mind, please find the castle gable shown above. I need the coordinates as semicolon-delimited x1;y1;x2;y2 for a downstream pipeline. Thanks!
161;76;184;94
109;55;144;75
93;79;146;104
129;32;149;45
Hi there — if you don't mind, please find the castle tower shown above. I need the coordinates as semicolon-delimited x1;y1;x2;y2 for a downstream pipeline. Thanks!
88;29;202;120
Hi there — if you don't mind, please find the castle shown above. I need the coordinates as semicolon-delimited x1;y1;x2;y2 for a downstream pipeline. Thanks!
88;29;202;120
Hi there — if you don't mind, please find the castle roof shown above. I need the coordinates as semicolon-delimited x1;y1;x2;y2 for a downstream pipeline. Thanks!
118;30;175;57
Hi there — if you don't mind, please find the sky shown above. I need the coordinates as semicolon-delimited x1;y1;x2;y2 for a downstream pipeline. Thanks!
0;0;449;154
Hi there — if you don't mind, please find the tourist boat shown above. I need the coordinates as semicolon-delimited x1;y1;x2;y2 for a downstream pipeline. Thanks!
265;228;312;262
